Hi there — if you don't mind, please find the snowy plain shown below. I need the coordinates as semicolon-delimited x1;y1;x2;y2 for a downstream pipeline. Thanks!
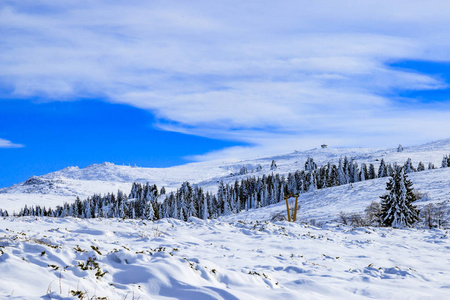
1;139;450;299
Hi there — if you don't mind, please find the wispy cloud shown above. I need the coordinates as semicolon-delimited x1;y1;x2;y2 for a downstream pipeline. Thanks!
1;1;450;160
0;138;23;148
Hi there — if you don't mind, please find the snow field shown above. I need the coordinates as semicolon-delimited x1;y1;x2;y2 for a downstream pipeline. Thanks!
1;139;450;299
0;217;449;299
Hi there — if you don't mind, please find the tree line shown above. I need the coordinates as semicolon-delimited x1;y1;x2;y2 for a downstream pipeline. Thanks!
2;154;449;223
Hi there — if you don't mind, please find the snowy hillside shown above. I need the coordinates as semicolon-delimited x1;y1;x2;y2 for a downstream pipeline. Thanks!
1;139;450;299
222;167;450;224
1;138;450;214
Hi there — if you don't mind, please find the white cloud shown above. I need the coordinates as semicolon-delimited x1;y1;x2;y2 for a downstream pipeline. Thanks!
1;1;450;160
0;138;23;148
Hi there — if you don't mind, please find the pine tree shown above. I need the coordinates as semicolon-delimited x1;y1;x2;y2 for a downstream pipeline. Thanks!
144;200;155;221
360;163;367;181
202;194;209;220
417;161;425;172
442;155;449;168
304;157;317;171
368;164;376;180
270;160;277;171
307;170;317;192
337;158;348;185
403;158;416;173
378;158;387;178
380;166;419;228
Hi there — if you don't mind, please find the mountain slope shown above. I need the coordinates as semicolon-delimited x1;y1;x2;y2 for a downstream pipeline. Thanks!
1;139;450;299
1;138;450;214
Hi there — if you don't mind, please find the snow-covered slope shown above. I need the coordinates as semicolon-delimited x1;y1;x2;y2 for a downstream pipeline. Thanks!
1;217;449;299
220;167;450;224
1;139;450;299
2;138;450;213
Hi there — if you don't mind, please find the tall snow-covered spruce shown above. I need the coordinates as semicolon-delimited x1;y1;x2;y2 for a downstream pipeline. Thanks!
380;166;419;228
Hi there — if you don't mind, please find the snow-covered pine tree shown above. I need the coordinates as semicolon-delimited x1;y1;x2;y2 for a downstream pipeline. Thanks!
352;161;360;183
404;158;416;173
380;166;419;228
378;158;387;178
305;157;317;171
117;190;126;219
442;155;449;168
386;163;395;177
287;173;297;194
337;158;348;185
360;163;367;181
328;164;339;187
144;199;155;221
270;160;277;171
222;183;232;215
307;170;317;192
344;157;351;182
202;194;209;220
417;161;425;172
368;164;376;180
83;199;91;218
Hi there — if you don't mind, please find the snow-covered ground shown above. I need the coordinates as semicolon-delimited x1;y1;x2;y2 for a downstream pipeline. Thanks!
1;139;450;299
220;167;450;224
0;216;449;299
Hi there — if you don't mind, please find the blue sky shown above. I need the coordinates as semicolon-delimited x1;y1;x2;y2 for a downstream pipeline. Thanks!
0;99;242;187
2;1;450;187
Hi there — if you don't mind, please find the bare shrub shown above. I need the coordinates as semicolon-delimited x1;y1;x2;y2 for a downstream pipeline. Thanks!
271;213;287;222
338;211;349;225
365;201;382;227
420;202;449;229
414;190;430;202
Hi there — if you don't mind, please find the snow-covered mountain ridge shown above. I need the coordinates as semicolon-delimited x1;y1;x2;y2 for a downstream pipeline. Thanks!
1;138;450;214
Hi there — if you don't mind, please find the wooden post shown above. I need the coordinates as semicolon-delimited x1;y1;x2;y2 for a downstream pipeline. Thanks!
285;194;299;222
293;195;299;221
285;196;291;222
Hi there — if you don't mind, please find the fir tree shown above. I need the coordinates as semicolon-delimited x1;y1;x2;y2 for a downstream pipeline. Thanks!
270;160;277;171
202;194;209;220
378;158;387;178
368;164;376;180
144;200;155;221
380;166;419;228
403;158;416;173
417;161;425;172
337;158;348;185
304;157;317;171
442;155;449;168
360;163;367;181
